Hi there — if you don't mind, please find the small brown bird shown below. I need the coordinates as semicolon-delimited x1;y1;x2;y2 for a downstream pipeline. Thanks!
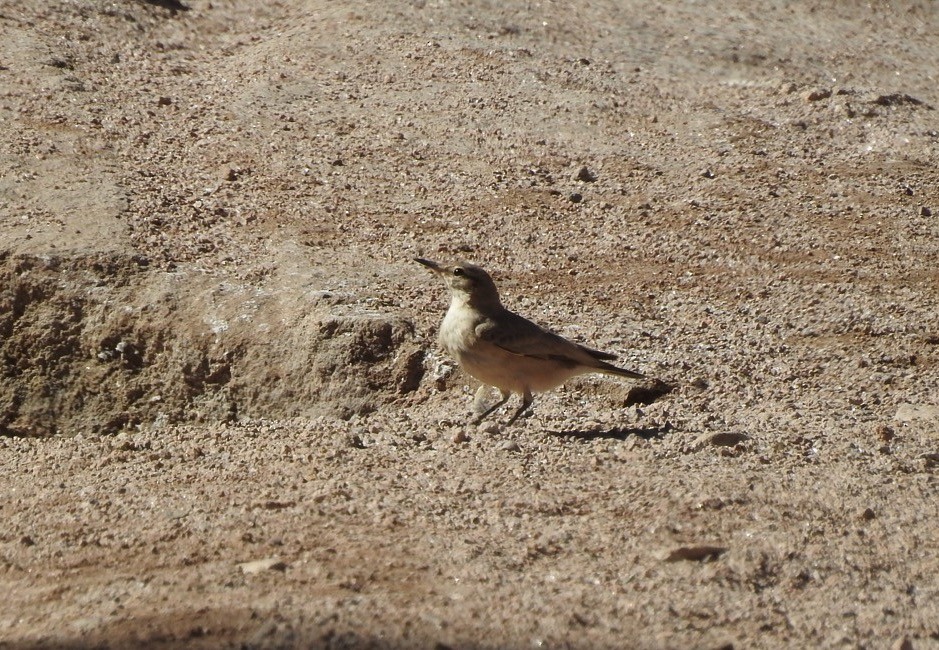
416;258;644;425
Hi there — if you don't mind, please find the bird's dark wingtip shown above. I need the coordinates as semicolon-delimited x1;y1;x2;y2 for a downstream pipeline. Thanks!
580;344;619;362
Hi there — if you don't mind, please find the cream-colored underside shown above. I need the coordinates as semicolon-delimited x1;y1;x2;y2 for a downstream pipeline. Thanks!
456;343;583;395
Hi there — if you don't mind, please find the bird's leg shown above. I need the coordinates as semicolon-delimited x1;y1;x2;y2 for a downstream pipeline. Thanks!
472;388;510;425
505;389;533;426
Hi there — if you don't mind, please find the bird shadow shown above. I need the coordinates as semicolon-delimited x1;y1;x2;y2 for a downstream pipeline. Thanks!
546;423;672;441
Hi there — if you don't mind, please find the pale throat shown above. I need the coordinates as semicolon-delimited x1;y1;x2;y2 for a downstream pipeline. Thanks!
448;292;471;311
451;289;501;312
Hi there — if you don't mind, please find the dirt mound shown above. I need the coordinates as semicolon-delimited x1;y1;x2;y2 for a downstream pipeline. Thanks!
0;251;422;436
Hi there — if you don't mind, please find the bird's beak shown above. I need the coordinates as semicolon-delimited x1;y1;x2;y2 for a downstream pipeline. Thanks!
415;258;444;273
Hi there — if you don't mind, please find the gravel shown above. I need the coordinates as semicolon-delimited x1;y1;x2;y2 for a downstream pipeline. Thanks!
2;0;938;648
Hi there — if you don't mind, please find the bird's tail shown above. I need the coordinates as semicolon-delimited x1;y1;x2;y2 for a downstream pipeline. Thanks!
580;344;645;379
596;360;645;380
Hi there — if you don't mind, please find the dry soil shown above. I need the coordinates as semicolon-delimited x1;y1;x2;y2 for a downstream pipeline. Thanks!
2;1;939;649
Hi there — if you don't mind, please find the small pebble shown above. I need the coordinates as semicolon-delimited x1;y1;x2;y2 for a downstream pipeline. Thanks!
692;432;749;450
346;433;365;448
239;558;287;575
575;166;597;182
665;545;727;562
804;88;832;101
876;424;895;443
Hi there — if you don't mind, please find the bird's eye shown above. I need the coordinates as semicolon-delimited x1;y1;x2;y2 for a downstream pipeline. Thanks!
453;267;465;276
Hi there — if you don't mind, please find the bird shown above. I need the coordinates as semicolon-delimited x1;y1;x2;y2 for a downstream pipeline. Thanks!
415;258;645;425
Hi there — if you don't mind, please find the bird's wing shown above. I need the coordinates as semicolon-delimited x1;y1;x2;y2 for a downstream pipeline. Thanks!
475;312;601;368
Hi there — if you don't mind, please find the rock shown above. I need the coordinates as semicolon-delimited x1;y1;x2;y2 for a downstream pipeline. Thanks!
692;432;749;451
876;424;895;443
346;433;365;448
921;206;932;217
696;497;726;511
805;88;832;102
569;192;583;203
859;507;876;521
500;440;521;452
452;430;469;444
894;404;939;422
873;93;925;107
665;545;727;562
690;377;709;390
143;0;190;10
261;501;294;511
239;557;287;574
575;166;597;182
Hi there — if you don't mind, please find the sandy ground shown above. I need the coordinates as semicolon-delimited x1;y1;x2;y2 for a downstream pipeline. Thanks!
2;1;939;648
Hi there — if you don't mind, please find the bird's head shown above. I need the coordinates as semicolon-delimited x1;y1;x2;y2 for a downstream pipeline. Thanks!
415;258;501;308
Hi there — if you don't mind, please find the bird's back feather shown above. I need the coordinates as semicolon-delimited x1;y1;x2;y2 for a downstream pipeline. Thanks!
476;309;643;378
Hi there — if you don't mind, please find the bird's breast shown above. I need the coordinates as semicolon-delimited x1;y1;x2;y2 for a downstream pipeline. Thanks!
438;305;480;359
